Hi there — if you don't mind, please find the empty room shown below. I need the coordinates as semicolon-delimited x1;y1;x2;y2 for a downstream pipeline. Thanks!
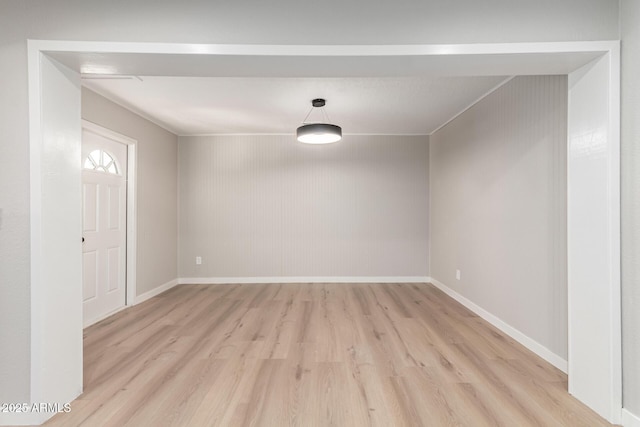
2;1;640;427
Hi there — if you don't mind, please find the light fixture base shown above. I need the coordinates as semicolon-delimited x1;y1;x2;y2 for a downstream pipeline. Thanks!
312;98;326;107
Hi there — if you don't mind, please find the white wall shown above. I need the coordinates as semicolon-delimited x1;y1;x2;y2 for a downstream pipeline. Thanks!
179;135;429;280
0;0;620;45
621;0;640;420
0;10;32;405
29;55;83;424
82;88;178;296
429;76;568;360
0;0;623;420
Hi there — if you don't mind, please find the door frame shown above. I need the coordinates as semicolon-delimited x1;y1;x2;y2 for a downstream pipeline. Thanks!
26;40;621;425
81;120;138;313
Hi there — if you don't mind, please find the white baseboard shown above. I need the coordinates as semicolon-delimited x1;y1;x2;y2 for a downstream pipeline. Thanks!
623;408;640;427
428;277;568;373
178;276;429;285
82;279;178;328
134;278;179;304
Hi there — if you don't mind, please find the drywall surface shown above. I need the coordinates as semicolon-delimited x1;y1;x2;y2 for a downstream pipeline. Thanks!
0;0;620;45
621;0;640;417
0;8;31;404
178;135;429;279
82;88;178;296
429;76;568;359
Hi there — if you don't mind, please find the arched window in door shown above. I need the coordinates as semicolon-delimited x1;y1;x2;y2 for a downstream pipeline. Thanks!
83;149;119;174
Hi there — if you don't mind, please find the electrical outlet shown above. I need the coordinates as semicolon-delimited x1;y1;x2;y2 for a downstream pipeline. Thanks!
456;269;461;280
196;256;202;265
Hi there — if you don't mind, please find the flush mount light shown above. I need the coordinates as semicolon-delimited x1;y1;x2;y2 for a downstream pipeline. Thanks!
296;99;342;144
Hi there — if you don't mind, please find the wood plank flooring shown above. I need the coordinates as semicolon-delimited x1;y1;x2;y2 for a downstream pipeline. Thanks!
44;283;613;426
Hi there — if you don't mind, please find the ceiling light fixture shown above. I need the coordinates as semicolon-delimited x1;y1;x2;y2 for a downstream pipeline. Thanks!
296;98;342;144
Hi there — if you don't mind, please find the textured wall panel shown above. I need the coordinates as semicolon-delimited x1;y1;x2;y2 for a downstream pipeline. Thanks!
178;135;429;278
430;76;568;359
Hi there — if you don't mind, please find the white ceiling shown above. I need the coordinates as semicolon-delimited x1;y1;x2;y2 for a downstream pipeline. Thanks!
55;48;603;136
83;76;509;136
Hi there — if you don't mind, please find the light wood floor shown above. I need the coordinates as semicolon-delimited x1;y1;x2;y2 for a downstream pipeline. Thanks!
45;283;612;427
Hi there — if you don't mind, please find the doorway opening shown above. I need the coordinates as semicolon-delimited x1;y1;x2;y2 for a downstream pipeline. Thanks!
27;40;621;425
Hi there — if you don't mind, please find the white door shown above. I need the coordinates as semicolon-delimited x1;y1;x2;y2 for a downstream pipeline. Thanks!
82;128;127;327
